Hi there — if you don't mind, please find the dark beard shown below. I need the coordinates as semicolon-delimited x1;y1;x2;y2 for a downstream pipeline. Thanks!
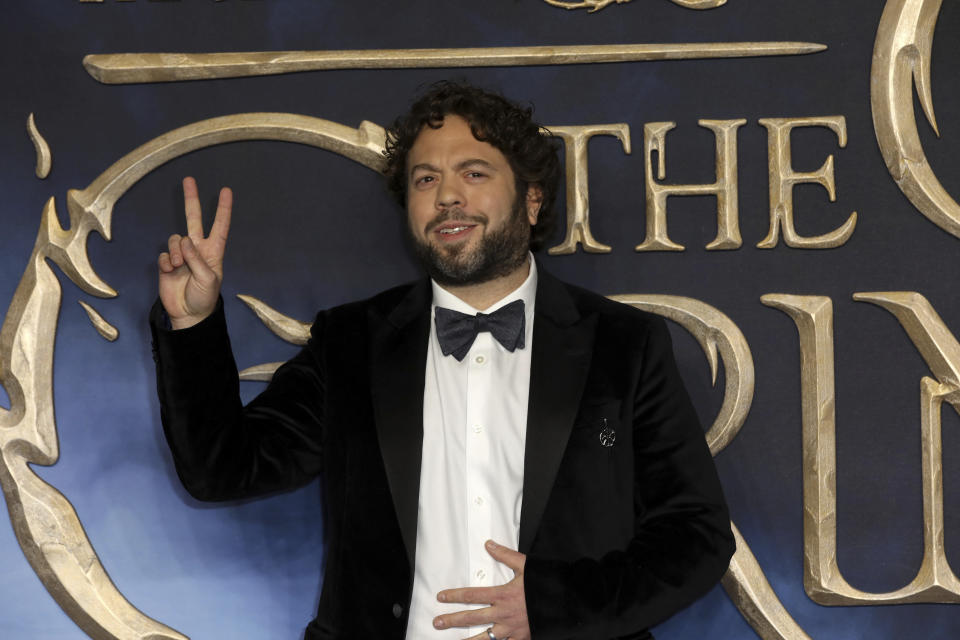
409;202;530;287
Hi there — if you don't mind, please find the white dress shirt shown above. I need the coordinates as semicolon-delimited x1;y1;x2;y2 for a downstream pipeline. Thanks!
405;258;538;639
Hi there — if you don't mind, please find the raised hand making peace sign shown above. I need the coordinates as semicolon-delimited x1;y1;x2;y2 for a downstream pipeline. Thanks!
157;177;233;329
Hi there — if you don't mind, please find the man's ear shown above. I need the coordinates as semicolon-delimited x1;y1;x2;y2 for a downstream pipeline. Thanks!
525;184;543;225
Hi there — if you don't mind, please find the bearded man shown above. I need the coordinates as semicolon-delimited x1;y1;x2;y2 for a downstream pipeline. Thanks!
151;81;734;640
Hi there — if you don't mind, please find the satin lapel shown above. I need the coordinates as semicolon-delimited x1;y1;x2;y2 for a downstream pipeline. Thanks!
519;271;597;553
369;281;431;570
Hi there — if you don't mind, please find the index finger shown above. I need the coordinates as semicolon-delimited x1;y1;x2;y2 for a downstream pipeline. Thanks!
182;176;204;240
485;540;526;572
209;186;233;247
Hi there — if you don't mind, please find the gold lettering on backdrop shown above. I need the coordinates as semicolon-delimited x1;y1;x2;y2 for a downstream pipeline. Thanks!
0;113;386;639
757;117;857;249
871;0;960;240
82;42;826;84
547;124;631;255
762;293;960;606
636;119;746;252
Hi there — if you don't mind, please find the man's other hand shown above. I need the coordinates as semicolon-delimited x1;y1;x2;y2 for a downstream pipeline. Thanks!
158;177;232;329
434;540;531;640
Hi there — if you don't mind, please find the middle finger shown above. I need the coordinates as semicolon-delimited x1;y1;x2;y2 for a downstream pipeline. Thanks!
434;605;496;631
182;177;204;240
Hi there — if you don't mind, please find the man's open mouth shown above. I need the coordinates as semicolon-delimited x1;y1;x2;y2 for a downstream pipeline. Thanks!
434;222;478;239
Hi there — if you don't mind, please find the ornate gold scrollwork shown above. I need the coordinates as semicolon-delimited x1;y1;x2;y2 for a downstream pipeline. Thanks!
541;0;634;12
78;301;118;342
235;295;311;382
0;113;386;639
1;191;186;639
27;113;52;179
762;293;960;606
541;0;727;12
871;0;960;239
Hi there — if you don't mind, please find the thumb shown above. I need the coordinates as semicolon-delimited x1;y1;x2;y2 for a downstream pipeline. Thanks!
486;540;526;572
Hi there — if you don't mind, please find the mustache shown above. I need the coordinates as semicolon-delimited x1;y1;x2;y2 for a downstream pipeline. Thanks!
424;208;487;234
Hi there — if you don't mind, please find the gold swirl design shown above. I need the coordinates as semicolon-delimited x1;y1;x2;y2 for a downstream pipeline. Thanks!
78;301;118;342
27;113;52;179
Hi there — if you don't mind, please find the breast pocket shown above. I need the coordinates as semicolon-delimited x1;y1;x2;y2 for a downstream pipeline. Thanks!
555;400;623;488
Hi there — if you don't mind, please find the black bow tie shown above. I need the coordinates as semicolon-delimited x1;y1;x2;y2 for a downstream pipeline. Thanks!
434;299;526;361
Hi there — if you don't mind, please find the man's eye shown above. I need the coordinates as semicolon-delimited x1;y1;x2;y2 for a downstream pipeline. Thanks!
414;176;435;186
466;171;486;179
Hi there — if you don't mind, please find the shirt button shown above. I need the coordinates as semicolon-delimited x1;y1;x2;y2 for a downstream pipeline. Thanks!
473;424;483;434
476;569;486;581
392;603;403;618
474;354;486;365
474;496;484;506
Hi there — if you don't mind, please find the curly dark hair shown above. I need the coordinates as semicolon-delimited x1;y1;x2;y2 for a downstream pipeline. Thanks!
383;80;561;252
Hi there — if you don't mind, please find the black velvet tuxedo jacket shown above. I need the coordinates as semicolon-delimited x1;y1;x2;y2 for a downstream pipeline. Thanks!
151;266;734;640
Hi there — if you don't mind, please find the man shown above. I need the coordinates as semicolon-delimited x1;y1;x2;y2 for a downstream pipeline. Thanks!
151;81;734;639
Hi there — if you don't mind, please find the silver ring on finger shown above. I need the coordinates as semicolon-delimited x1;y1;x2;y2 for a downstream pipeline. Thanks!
486;627;498;640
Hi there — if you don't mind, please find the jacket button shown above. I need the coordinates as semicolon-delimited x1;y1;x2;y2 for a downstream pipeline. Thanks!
392;603;403;619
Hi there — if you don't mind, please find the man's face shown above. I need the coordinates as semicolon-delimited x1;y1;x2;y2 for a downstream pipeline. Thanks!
405;114;540;287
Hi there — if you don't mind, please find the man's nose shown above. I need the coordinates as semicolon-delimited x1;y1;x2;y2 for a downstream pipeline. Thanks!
435;178;464;209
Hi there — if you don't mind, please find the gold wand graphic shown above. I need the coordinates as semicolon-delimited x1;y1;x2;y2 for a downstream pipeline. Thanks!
84;42;826;84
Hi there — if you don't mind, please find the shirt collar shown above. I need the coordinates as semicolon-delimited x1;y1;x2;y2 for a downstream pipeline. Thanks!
430;253;538;316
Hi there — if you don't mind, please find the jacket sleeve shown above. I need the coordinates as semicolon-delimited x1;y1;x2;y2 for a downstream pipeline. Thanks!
150;298;327;502
523;317;735;639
